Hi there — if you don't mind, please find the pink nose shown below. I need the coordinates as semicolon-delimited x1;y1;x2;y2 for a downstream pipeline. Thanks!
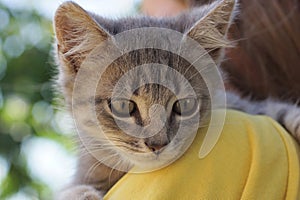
144;141;168;152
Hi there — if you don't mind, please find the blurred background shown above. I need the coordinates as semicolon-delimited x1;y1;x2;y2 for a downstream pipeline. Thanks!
0;0;141;199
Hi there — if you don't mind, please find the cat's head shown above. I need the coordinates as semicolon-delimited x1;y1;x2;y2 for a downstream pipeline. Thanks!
54;0;237;171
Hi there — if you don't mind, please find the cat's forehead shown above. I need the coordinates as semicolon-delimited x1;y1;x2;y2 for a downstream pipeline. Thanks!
96;50;203;101
101;49;189;74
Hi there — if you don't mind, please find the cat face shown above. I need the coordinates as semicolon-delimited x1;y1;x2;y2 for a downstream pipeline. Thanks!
54;0;236;170
93;50;210;163
69;46;210;170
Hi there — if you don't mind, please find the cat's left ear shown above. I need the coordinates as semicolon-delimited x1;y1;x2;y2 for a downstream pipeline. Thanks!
186;0;237;61
54;2;111;74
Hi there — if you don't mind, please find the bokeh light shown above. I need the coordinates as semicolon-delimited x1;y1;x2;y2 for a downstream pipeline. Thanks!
0;8;9;30
3;35;25;58
21;137;76;192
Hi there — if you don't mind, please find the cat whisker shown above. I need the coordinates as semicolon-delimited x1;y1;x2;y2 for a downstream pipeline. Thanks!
84;160;103;183
108;160;123;185
84;152;121;183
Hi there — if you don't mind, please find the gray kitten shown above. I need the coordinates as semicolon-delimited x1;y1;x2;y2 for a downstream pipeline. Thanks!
53;0;300;199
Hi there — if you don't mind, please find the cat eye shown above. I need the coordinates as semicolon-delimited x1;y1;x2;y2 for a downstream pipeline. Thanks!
173;98;198;116
109;99;136;118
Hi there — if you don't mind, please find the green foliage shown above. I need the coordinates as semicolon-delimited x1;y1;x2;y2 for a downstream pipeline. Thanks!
0;3;73;200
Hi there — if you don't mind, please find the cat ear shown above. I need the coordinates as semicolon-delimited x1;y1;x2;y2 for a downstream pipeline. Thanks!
186;0;237;61
54;1;111;73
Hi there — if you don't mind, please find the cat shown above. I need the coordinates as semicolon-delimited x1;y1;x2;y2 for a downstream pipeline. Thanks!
53;0;300;199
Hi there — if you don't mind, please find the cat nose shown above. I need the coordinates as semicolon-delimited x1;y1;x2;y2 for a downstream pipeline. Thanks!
144;141;168;152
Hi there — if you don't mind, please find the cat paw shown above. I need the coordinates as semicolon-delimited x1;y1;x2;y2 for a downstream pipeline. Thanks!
57;185;104;200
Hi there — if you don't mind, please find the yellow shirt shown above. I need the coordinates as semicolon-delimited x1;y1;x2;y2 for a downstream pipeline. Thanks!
104;110;300;200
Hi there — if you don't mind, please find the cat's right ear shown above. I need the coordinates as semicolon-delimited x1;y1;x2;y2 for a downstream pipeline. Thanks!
185;0;237;62
54;1;110;73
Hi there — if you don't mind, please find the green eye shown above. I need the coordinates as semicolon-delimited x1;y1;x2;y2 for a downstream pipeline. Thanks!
109;99;136;117
173;98;198;116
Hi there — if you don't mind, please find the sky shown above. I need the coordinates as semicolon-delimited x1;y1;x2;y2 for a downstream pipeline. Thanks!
0;0;140;19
